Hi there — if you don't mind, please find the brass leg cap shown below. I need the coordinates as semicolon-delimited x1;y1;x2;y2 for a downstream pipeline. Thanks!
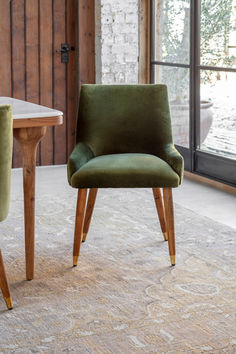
5;297;13;310
163;232;168;241
82;233;87;243
170;255;175;266
73;256;78;267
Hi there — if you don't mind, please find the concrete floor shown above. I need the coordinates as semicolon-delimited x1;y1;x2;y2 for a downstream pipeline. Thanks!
11;165;236;230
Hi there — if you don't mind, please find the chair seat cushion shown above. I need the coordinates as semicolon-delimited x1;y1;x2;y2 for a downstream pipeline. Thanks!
70;153;180;188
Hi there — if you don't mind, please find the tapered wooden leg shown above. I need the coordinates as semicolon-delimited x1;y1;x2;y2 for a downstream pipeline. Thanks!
163;188;176;266
82;188;98;242
0;250;13;310
14;127;47;280
73;189;87;266
152;188;168;241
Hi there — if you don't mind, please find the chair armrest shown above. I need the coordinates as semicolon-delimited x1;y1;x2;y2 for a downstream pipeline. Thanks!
67;143;94;185
158;143;184;184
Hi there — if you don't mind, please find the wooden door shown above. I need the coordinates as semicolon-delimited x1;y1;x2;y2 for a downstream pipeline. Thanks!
0;0;76;167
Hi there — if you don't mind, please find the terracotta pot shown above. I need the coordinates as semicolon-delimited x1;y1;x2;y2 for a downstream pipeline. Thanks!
170;100;213;146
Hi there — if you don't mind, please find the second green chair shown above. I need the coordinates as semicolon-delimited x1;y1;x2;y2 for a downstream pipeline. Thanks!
0;105;13;310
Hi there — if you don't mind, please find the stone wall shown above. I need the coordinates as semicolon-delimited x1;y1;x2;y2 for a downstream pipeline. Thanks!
95;0;139;84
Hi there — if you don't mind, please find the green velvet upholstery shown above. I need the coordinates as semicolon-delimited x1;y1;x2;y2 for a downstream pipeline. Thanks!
71;153;180;188
68;84;183;188
0;105;13;221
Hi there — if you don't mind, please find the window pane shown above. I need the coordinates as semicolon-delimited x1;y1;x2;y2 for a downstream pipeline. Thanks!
154;65;190;147
200;70;236;160
200;0;236;68
154;0;190;64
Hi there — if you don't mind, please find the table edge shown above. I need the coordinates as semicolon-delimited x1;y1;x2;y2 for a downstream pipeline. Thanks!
13;115;63;129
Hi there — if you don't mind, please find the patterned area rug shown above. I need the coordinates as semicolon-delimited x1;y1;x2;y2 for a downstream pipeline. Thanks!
0;188;236;353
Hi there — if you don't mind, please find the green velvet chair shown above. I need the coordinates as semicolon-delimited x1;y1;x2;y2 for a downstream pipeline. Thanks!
0;105;13;310
67;84;184;267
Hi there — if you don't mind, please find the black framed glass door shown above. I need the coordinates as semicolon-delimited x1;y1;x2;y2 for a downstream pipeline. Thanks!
150;0;236;186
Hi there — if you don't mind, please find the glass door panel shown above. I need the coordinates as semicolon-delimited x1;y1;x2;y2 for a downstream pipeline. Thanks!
200;70;236;160
151;0;236;184
200;0;236;68
152;0;191;149
154;0;190;64
199;0;236;162
154;65;190;147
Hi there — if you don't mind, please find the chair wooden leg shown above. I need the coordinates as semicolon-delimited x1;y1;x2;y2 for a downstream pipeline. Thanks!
163;188;176;266
152;188;168;241
0;250;13;310
73;189;87;266
82;188;98;243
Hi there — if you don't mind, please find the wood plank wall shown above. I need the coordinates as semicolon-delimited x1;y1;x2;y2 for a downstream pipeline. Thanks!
0;0;78;167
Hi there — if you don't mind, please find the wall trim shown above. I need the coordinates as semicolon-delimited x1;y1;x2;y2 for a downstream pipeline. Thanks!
77;0;95;90
184;171;236;195
139;0;150;84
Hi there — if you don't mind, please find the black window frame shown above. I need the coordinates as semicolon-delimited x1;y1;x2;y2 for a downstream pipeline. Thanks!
150;0;236;187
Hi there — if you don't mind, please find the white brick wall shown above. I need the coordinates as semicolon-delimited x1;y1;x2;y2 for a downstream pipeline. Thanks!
95;0;139;84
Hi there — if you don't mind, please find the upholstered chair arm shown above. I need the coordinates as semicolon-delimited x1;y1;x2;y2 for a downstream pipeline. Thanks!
67;143;94;185
158;143;184;184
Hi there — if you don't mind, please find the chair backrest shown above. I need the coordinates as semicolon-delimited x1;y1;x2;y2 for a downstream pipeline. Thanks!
0;105;13;222
77;84;173;157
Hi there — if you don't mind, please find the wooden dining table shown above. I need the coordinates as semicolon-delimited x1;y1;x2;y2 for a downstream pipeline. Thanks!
0;97;63;280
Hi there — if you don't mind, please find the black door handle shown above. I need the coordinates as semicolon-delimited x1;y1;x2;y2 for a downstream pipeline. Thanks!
56;43;74;63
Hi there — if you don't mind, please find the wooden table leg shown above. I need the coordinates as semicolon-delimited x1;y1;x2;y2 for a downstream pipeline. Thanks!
14;127;47;280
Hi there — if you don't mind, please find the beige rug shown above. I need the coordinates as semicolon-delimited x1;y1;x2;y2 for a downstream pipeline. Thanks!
0;188;236;353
